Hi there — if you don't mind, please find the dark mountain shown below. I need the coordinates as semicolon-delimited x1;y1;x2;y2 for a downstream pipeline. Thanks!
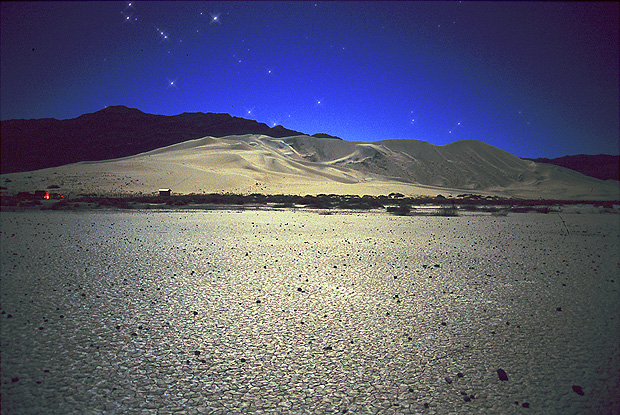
0;106;304;174
525;155;619;181
312;133;342;140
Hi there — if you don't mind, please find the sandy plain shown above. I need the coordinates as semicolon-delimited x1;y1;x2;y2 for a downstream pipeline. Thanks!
1;209;619;414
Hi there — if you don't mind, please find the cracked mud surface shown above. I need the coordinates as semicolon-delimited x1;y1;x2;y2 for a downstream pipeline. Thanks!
1;210;618;414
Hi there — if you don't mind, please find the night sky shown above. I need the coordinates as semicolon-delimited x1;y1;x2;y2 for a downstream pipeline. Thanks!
1;1;618;158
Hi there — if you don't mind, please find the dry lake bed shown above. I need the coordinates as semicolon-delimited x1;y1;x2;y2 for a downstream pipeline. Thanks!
1;209;618;414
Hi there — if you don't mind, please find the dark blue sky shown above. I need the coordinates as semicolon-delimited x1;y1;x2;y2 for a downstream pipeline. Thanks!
1;1;618;158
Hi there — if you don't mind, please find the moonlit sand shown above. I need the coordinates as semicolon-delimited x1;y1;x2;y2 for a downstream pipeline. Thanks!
2;135;617;200
1;209;618;414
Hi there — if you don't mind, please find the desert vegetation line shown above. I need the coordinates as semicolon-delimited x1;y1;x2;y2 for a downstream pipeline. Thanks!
2;191;617;215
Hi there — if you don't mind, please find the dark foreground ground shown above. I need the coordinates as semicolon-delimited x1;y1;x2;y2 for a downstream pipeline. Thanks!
1;210;619;414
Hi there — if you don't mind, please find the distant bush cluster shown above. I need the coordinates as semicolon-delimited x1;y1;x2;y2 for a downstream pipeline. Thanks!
1;190;618;214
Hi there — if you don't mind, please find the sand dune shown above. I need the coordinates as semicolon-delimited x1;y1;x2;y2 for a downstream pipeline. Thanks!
1;135;617;199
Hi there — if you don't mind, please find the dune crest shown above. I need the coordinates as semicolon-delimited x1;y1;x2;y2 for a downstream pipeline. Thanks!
1;134;617;200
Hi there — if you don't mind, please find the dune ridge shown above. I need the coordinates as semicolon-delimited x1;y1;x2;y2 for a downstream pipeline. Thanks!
1;134;618;200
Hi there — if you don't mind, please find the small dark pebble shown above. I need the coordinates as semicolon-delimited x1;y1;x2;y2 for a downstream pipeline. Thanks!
556;307;562;311
131;332;137;336
39;327;44;330
193;311;198;315
240;358;246;362
457;372;464;378
441;322;447;326
522;402;530;408
409;388;414;392
256;300;261;304
297;287;303;292
445;376;452;384
497;368;509;381
200;359;206;363
12;377;19;383
424;403;429;409
59;315;64;318
194;351;201;356
572;385;585;396
464;396;471;402
7;315;12;318
323;346;333;351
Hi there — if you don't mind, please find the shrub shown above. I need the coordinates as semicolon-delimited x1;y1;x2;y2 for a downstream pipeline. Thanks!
387;205;411;215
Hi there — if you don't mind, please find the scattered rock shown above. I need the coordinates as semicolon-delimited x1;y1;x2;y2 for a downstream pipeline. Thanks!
522;402;530;408
11;377;19;383
572;385;584;396
323;346;333;351
457;372;464;378
556;307;562;311
497;368;509;381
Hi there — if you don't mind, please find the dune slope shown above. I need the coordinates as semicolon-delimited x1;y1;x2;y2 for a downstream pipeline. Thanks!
1;135;617;200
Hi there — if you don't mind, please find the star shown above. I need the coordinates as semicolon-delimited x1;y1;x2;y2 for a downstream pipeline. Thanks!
210;13;221;24
121;11;135;23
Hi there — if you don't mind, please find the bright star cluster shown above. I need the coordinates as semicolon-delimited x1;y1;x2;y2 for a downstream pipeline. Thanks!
0;1;618;158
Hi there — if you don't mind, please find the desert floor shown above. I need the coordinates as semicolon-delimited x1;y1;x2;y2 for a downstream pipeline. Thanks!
1;209;618;414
